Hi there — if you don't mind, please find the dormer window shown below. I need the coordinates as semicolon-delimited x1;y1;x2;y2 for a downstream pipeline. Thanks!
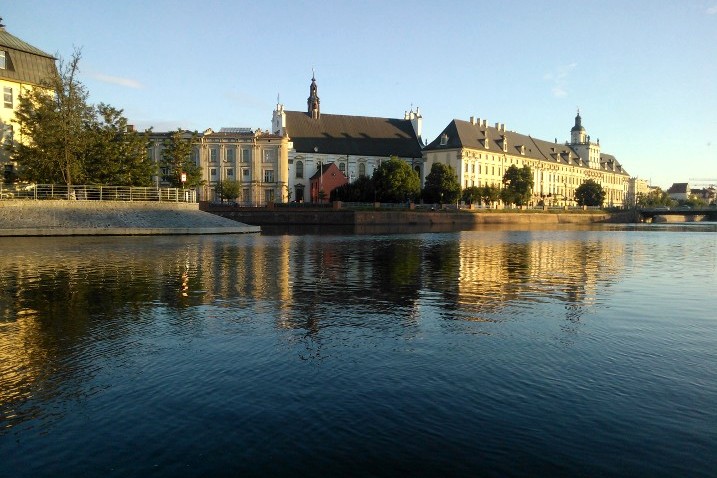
520;145;525;155
440;133;448;146
0;51;5;69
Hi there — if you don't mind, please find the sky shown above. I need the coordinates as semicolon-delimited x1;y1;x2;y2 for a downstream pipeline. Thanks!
4;0;717;189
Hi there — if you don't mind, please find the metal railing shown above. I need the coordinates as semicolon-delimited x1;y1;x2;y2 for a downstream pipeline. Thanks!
0;184;197;203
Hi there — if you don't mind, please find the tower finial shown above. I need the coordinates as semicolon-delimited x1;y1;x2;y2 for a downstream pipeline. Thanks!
312;67;315;81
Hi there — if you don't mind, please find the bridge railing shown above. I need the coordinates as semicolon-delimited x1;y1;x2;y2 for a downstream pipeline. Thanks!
0;184;197;203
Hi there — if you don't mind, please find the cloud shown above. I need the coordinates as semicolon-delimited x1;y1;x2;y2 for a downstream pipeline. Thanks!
544;63;577;98
90;72;143;89
707;5;717;14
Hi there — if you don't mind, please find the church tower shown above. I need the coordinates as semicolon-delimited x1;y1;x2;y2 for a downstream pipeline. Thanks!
569;109;601;169
307;72;320;119
570;109;587;144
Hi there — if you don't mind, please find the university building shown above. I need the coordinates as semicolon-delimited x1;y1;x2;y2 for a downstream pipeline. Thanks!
0;20;57;181
272;74;424;202
423;112;630;207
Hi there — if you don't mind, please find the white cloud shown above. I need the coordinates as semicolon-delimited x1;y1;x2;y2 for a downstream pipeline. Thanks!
544;63;577;98
706;5;717;14
90;72;143;89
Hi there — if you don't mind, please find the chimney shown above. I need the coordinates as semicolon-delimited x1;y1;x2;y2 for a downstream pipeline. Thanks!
470;116;475;125
495;122;500;130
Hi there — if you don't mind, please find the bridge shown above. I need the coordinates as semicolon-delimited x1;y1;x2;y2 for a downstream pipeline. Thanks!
638;207;717;222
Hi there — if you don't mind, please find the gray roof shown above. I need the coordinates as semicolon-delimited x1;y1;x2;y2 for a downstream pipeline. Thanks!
425;119;629;176
284;110;423;158
667;182;689;194
0;27;56;86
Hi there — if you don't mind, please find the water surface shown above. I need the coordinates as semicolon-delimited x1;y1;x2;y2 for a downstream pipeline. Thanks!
1;224;715;477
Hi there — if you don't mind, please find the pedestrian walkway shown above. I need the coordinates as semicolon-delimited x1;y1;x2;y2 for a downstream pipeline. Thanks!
0;201;259;236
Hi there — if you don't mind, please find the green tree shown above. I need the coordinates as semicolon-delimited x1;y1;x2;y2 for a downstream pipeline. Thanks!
574;179;606;206
462;186;481;205
331;175;375;202
479;185;501;206
215;179;241;203
422;162;461;204
11;49;93;185
636;188;675;208
160;129;203;188
501;165;534;206
10;49;155;187
84;104;155;186
372;156;420;202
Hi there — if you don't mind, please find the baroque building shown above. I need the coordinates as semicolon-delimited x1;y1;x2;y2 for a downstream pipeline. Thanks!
272;74;424;202
0;20;57;181
423;111;630;207
147;128;289;204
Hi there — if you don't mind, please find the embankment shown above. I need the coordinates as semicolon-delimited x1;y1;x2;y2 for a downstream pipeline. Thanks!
0;200;259;236
202;204;627;228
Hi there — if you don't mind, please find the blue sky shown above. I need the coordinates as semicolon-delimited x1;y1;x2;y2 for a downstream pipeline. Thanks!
5;0;716;189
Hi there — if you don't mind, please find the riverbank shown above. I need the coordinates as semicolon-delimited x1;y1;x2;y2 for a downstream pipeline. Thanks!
201;203;632;227
0;200;259;236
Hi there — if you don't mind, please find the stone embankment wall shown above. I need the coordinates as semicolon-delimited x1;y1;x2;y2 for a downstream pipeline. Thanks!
0;200;259;236
203;204;616;227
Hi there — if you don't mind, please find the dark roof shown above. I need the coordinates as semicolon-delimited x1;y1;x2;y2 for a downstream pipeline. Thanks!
0;27;56;86
284;111;422;158
425;119;629;176
309;163;343;180
667;183;689;194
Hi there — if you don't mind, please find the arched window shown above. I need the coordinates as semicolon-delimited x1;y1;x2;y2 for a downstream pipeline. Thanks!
359;163;366;177
296;160;304;178
339;162;346;173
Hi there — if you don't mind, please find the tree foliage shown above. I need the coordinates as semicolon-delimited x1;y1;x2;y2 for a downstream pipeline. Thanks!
422;162;461;204
501;165;534;206
574;179;606;207
636;188;676;208
372;157;420;202
478;185;501;206
331;175;375;202
160;129;203;188
215;180;241;202
10;49;155;186
462;186;481;205
84;104;155;186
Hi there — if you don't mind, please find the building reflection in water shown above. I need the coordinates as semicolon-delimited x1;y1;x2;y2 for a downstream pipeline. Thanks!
0;229;630;431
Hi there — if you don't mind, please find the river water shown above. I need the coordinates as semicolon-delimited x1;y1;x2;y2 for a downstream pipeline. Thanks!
1;224;715;477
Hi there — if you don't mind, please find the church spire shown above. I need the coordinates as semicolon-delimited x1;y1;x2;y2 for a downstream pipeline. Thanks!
307;70;320;119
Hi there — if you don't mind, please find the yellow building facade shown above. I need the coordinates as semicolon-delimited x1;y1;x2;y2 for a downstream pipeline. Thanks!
0;22;57;180
424;113;630;207
148;128;290;204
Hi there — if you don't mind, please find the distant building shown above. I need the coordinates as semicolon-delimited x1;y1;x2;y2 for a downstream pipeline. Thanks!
666;182;689;201
147;128;289;204
0;20;57;181
272;74;423;203
423;111;630;207
628;177;650;206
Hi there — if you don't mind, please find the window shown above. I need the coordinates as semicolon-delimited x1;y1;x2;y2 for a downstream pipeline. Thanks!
359;163;366;177
263;148;277;162
241;148;251;163
210;168;217;177
296;160;304;178
227;148;236;162
339;162;346;173
210;148;218;162
264;169;274;183
227;168;234;177
0;51;5;69
440;134;448;145
242;188;250;202
264;189;274;203
3;87;12;109
242;168;250;180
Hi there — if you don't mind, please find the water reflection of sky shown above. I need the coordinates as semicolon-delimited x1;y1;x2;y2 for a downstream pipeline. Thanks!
0;226;715;477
